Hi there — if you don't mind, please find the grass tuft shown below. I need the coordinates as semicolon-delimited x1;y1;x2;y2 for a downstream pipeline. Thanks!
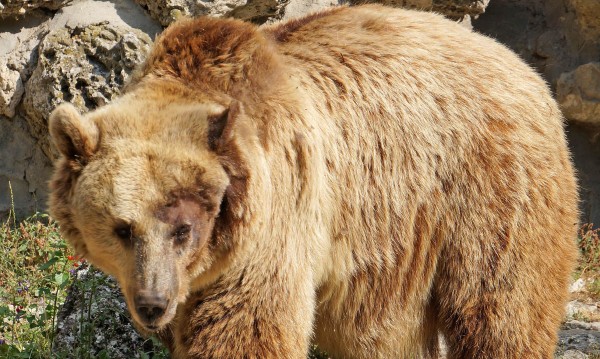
577;223;600;274
0;212;73;358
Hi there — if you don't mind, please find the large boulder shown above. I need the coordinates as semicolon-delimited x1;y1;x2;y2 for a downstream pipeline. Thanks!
0;115;53;219
0;13;50;118
23;22;153;159
0;0;160;222
133;0;490;27
557;63;600;125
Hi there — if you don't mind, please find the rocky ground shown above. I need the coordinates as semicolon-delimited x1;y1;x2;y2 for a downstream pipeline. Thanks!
53;267;600;358
556;277;600;358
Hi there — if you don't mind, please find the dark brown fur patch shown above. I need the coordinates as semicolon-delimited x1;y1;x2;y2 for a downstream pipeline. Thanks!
266;6;346;42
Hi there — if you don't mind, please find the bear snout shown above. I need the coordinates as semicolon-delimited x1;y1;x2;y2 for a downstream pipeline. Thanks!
134;290;170;328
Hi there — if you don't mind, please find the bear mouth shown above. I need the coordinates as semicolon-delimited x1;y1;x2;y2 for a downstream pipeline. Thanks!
145;324;159;331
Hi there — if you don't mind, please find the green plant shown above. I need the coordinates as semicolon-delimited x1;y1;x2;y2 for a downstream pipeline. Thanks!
0;208;74;358
1;182;168;358
577;223;600;274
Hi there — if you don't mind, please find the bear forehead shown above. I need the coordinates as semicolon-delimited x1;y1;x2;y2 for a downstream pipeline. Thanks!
72;146;227;220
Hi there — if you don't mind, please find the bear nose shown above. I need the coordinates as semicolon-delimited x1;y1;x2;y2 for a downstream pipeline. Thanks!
134;291;169;325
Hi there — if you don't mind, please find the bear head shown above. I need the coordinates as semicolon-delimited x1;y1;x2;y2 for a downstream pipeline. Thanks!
47;83;254;331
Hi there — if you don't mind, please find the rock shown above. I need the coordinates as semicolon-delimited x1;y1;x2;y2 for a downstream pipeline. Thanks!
557;62;600;125
280;0;340;22
571;278;587;293
557;350;589;359
568;0;600;42
434;0;490;17
0;0;160;220
53;265;166;358
558;326;600;356
342;0;489;20
0;115;53;220
0;13;51;118
563;320;600;332
22;10;154;159
135;0;490;27
228;0;284;23
0;0;71;18
134;0;248;26
566;300;600;322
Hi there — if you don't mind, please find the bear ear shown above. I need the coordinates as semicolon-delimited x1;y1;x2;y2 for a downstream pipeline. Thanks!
205;100;244;152
49;103;99;164
205;100;253;222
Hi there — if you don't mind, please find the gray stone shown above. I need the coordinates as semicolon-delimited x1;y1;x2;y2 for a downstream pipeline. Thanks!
134;0;249;26
565;300;600;322
22;17;153;159
0;12;50;118
48;0;162;36
557;62;600;125
281;0;341;21
431;0;490;19
0;115;53;220
132;0;300;26
558;327;600;356
557;350;589;359
0;0;71;18
340;0;489;21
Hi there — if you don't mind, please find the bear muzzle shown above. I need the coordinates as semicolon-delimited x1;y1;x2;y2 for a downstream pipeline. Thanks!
134;289;171;329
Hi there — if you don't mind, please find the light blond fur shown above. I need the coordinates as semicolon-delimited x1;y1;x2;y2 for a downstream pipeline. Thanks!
48;5;578;359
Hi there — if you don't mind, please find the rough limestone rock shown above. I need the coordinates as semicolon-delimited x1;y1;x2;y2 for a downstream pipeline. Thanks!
134;0;249;26
557;321;600;357
557;63;600;125
0;115;53;219
134;0;489;27
557;350;590;359
0;0;160;221
431;0;489;18
0;0;71;17
22;22;153;159
0;13;50;118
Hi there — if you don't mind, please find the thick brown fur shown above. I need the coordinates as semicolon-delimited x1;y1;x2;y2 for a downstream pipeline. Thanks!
48;5;578;359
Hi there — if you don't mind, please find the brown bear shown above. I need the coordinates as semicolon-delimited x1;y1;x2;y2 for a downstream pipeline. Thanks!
48;4;578;359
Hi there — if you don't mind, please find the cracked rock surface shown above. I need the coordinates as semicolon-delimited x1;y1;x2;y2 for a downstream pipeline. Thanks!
0;0;71;17
23;22;152;159
0;0;160;219
557;62;600;125
134;0;250;26
0;13;50;118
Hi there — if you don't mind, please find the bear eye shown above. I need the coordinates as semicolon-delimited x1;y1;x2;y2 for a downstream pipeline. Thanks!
114;224;133;244
173;224;191;245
